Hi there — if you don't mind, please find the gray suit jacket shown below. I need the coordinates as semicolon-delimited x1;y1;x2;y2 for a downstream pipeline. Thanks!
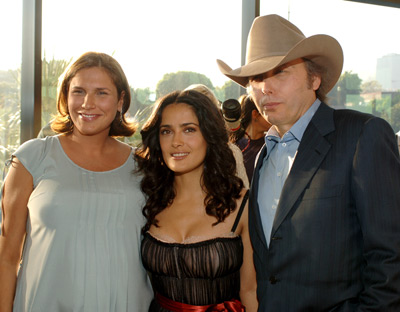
249;102;400;311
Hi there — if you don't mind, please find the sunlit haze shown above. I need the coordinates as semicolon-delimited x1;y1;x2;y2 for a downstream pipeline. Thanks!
1;0;399;90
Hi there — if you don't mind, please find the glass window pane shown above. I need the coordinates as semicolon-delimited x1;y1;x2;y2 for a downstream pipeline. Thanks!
0;0;22;184
260;0;400;133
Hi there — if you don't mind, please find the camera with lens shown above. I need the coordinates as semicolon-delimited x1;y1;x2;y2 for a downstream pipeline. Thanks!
221;98;242;131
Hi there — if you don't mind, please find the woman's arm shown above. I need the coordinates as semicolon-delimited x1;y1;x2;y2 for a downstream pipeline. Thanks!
239;200;258;312
0;158;33;312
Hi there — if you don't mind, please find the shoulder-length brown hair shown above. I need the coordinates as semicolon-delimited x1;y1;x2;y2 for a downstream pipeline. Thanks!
135;90;244;233
51;51;136;137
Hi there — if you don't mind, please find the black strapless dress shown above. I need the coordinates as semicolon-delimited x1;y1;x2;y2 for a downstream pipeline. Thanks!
141;233;243;311
141;191;249;311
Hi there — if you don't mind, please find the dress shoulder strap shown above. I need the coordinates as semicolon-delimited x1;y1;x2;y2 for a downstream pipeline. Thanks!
231;190;249;233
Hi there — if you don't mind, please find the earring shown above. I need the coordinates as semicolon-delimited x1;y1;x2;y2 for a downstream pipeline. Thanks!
119;111;123;125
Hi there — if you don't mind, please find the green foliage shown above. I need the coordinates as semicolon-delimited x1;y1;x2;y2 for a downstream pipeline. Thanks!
330;72;400;132
391;100;400;132
374;94;392;119
125;87;155;147
361;80;382;93
340;71;362;92
329;71;362;108
42;56;72;125
382;92;400;132
130;87;154;120
0;70;21;184
155;71;214;99
217;80;242;102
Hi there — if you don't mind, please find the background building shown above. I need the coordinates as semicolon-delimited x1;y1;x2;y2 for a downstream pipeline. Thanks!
376;53;400;91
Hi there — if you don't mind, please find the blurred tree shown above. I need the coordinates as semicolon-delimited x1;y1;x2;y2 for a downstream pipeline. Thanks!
0;69;20;183
217;80;241;102
42;56;72;125
155;71;214;98
127;87;155;147
391;93;400;132
329;71;362;108
361;80;382;93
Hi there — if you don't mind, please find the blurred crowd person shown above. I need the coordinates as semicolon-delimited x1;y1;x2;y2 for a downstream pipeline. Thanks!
231;95;271;183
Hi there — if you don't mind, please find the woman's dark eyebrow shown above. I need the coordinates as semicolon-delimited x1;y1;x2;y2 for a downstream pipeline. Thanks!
160;122;199;128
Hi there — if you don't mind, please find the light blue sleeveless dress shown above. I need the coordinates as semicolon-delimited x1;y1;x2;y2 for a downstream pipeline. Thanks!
6;135;152;311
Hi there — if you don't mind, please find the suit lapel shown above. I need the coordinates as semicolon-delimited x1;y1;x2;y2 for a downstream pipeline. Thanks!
271;103;335;237
250;145;269;249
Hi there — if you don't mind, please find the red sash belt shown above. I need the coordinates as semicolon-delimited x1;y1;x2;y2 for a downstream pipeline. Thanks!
155;293;245;312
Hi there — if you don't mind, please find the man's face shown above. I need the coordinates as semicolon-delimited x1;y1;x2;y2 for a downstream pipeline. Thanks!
248;58;321;137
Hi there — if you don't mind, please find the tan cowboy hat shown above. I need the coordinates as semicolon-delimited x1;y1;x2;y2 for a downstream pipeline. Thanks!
217;14;343;93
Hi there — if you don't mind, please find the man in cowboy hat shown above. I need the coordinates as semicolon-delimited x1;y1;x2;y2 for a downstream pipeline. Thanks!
217;14;400;311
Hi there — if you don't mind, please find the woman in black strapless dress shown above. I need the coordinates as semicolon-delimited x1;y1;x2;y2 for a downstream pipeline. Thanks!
135;90;257;311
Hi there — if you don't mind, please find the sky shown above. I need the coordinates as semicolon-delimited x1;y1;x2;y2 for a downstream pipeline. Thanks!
1;0;399;90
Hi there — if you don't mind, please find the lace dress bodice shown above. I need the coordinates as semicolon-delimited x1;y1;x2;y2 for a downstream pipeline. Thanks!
141;233;243;311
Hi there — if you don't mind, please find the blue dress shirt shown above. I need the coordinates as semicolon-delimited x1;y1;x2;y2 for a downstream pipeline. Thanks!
258;99;321;246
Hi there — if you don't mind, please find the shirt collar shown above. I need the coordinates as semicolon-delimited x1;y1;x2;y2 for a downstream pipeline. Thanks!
290;98;321;142
264;98;321;144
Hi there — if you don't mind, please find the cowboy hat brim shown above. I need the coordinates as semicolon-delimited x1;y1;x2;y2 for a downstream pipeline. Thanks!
217;34;343;93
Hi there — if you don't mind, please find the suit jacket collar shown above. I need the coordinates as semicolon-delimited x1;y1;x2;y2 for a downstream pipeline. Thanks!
251;102;335;247
271;102;335;237
250;145;269;248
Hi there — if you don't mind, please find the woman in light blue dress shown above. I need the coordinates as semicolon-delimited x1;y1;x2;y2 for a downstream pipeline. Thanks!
0;52;153;311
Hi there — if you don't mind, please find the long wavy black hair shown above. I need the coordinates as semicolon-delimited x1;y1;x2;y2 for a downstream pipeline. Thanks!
135;90;244;233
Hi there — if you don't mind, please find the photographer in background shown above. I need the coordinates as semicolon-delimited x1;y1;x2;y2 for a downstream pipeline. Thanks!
224;95;271;183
